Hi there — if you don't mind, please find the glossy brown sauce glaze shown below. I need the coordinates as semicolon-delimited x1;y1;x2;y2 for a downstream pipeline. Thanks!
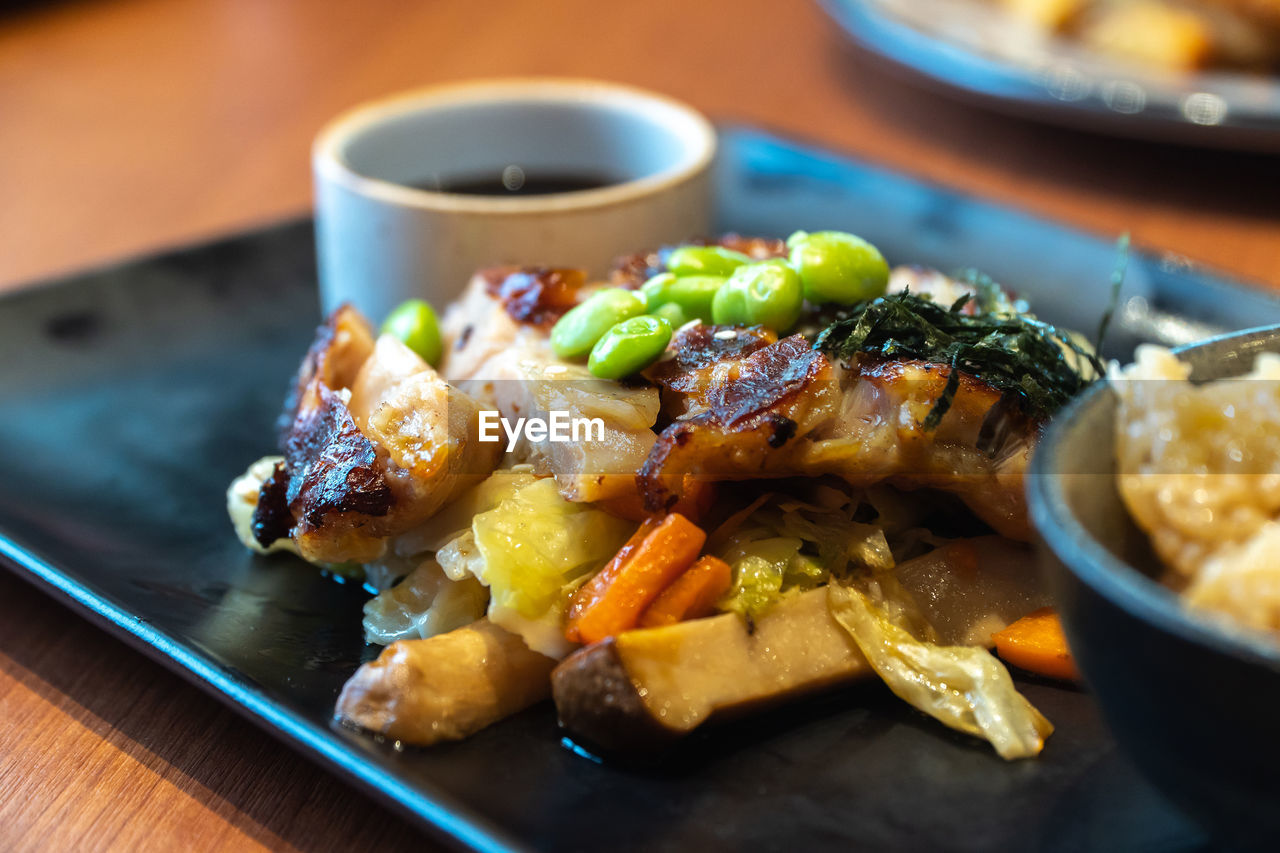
482;266;587;329
640;335;829;512
647;323;776;401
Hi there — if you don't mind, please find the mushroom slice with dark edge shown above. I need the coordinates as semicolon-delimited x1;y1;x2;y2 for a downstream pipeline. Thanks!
337;619;556;745
552;587;870;753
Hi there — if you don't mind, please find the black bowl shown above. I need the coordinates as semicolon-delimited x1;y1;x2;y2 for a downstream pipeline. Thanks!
1028;325;1280;851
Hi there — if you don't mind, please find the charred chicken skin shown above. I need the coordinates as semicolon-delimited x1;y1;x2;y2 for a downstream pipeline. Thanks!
638;326;1035;540
252;308;500;564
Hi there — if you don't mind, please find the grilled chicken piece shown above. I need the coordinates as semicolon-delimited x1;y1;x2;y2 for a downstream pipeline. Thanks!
276;304;377;443
640;328;1035;540
440;267;661;503
252;310;501;564
647;324;778;421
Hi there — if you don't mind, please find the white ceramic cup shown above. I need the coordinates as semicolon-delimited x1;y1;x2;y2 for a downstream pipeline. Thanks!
312;78;717;320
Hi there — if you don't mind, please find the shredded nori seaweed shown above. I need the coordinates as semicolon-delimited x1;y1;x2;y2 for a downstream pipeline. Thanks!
813;287;1102;430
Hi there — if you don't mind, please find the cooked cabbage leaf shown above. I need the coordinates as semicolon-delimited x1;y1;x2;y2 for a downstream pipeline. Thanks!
722;553;786;622
391;466;538;557
362;558;488;644
827;581;1052;760
713;492;895;620
465;477;634;658
436;529;485;582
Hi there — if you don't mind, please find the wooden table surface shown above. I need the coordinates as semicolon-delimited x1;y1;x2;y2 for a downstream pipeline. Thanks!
0;0;1277;850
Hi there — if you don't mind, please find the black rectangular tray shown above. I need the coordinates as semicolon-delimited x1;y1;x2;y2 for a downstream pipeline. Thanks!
2;127;1271;852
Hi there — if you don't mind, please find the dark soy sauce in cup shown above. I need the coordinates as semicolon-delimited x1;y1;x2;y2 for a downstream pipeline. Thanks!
412;165;622;196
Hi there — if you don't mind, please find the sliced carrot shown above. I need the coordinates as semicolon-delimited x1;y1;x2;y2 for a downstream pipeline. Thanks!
565;513;706;645
563;515;665;644
638;555;732;628
992;607;1080;681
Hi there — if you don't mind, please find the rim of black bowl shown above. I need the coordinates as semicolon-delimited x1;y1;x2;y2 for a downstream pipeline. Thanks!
1029;326;1280;671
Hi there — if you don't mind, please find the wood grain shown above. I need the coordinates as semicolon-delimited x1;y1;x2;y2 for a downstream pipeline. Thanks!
0;572;422;852
0;0;1277;849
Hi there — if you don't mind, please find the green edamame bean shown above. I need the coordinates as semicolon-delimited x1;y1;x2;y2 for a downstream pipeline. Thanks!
744;260;804;330
651;302;691;329
710;275;749;326
640;272;725;322
381;299;443;366
787;230;889;305
639;272;677;308
587;315;673;379
665;245;752;277
550;288;647;359
712;260;803;331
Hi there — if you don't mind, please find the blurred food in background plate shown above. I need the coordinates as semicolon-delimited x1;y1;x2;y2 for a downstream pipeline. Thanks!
995;0;1280;72
821;0;1280;150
